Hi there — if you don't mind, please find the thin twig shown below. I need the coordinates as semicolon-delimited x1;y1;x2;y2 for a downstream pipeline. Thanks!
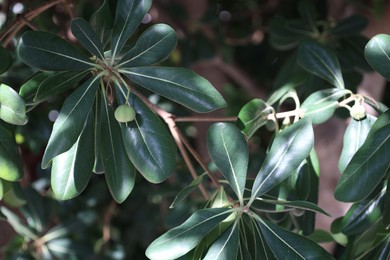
103;200;117;243
174;116;237;122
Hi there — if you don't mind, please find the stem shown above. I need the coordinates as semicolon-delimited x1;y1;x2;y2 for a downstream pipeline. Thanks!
103;200;117;244
174;116;237;122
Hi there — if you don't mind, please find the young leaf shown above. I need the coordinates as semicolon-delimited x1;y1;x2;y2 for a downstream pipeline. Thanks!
145;208;233;260
111;0;152;61
330;15;368;36
250;118;314;202
34;71;89;102
207;123;248;205
0;122;23;181
116;90;175;183
297;39;345;89
339;115;376;173
237;99;271;138
71;18;105;60
119;23;178;68
0;84;28;126
120;67;226;113
100;96;135;203
365;34;390;82
90;0;113;49
0;46;12;75
41;76;100;168
335;112;390;202
51;114;94;200
255;216;334;259
170;174;205;208
203;221;239;260
18;31;95;71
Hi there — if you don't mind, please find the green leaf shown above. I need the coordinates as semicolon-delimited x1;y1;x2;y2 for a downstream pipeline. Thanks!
0;46;12;75
46;238;93;259
0;122;23;181
145;208;233;260
0;206;38;240
18;31;95;71
301;88;350;124
71;18;105;60
111;0;152;61
203;221;239;260
330;15;368;36
297;39;345;89
297;0;317;32
207;123;248;204
237;99;271;138
119;23;177;68
0;84;28;125
260;199;330;216
121;67;226;112
51;114;94;200
383;182;390;226
93;91;104;173
118;92;176;183
335;110;390;202
170;174;205;208
90;0;113;49
34;71;89;102
365;34;390;82
20;187;49;232
41;76;100;168
339;115;376;173
307;230;335;243
250;118;314;202
255;216;334;259
100;95;135;203
19;72;52;105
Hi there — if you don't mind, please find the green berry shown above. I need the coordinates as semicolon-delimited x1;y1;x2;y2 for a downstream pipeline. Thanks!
350;103;366;120
114;104;136;123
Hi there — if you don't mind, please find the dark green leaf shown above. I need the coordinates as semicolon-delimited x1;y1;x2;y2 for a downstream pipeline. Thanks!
250;118;314;202
0;46;12;75
365;34;390;81
18;31;95;71
339;115;376;173
335;110;390;202
41;76;100;168
121;67;226;112
118;92;176;183
0;206;38;240
19;72;52;105
260;199;330;216
34;71;89;102
307;230;335;243
51;114;94;200
298;39;345;89
297;0;317;32
203;221;239;260
93;91;104;173
111;0;152;61
100;95;135;203
207;123;248;204
237;99;271;138
255;216;334;259
71;18;105;60
46;238;93;259
383;182;390;226
170;174;205;208
330;15;368;36
119;23;177;67
145;208;233;260
272;53;308;89
0;84;28;125
20;187;49;233
301;88;350;124
90;0;113;49
0;122;23;181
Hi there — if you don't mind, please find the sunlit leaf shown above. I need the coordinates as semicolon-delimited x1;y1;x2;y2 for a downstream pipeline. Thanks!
90;0;113;49
237;99;271;138
0;84;28;125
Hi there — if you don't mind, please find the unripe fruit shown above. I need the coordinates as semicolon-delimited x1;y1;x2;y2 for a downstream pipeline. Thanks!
114;104;136;123
350;103;366;120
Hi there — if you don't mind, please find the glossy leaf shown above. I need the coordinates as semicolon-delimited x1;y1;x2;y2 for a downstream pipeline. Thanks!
146;208;233;260
237;99;271;138
335;111;390;202
170;174;205;208
111;0;152;60
121;67;226;112
0;46;12;75
0;122;23;181
301;88;350;124
256;217;334;259
71;18;105;60
19;72;52;105
34;71;89;102
298;39;345;89
18;31;94;71
203;221;239;260
41;76;100;168
207;123;248;204
100;96;135;203
250;118;314;201
383;183;390;226
0;84;28;125
51;114;94;200
118;92;176;183
93;92;104;173
119;23;177;67
365;34;390;81
90;0;113;48
339;115;376;173
261;199;330;216
330;15;368;36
